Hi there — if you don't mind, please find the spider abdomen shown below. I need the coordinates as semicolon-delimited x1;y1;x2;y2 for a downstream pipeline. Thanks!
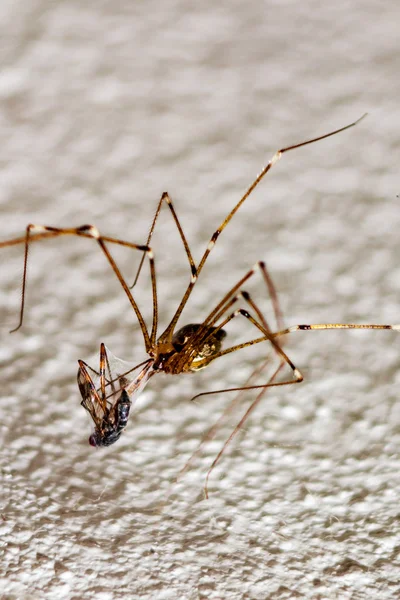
171;323;227;371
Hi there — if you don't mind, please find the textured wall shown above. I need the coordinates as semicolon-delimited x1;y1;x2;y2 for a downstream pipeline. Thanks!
1;1;399;598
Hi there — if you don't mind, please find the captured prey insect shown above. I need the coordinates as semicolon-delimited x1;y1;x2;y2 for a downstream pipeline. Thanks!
77;344;136;447
1;115;399;480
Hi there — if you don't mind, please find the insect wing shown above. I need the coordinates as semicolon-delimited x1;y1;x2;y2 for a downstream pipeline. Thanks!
77;362;106;426
95;346;154;412
98;346;147;403
124;359;154;408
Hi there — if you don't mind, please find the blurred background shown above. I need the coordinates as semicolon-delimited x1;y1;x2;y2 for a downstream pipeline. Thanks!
0;1;399;598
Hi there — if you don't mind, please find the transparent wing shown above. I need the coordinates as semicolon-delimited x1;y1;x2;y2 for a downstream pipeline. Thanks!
77;362;106;426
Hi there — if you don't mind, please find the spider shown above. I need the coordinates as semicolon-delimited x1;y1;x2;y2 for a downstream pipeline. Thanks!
2;114;398;496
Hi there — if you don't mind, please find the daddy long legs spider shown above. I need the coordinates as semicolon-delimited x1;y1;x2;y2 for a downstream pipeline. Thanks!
1;114;398;495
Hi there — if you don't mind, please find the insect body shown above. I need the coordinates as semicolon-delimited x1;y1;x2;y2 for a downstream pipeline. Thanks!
88;389;131;448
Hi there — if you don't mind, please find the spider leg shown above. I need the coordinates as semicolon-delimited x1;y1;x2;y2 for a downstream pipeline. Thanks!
173;354;274;488
160;115;367;341
1;224;156;352
203;360;286;499
177;261;284;372
191;307;303;394
274;322;400;336
168;266;285;496
190;306;399;496
131;191;197;292
182;300;303;497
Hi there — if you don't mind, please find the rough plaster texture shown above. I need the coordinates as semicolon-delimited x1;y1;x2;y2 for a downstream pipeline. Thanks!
0;1;400;598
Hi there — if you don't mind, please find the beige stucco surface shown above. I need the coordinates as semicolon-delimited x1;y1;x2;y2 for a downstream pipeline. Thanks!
1;1;400;598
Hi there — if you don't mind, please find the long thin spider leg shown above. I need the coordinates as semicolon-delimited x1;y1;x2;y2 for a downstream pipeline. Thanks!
160;114;367;341
274;322;400;337
194;286;275;364
192;319;400;399
207;261;283;334
170;290;258;373
231;287;283;352
204;360;287;499
191;308;302;384
173;292;271;374
202;262;266;329
179;264;285;372
170;280;285;492
203;324;400;498
188;276;399;374
207;264;283;334
154;355;276;513
57;225;157;353
234;262;285;332
259;261;285;331
174;261;268;359
3;224;156;352
5;225;152;336
175;261;285;376
131;191;197;290
9;224;30;334
173;354;274;489
240;290;272;333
